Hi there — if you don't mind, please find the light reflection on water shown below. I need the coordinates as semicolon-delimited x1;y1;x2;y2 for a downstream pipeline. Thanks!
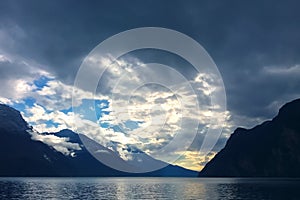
0;177;299;200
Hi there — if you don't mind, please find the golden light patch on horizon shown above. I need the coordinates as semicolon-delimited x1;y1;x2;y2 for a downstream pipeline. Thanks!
173;151;217;171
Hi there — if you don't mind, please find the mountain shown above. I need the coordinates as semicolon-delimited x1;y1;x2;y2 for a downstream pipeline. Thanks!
0;104;197;177
199;98;300;177
0;104;125;176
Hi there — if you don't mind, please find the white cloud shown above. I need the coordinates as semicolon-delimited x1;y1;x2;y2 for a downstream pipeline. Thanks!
0;54;11;62
263;64;300;75
0;97;12;105
0;50;50;101
28;130;81;156
33;79;108;111
23;103;75;133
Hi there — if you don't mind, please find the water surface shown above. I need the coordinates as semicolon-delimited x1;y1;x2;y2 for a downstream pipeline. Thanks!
0;177;299;199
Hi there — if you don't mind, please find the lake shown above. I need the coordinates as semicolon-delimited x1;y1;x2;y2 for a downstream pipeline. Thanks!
0;177;299;199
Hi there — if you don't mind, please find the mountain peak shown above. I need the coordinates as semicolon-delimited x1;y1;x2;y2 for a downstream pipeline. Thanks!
53;129;81;144
275;98;300;130
0;104;29;132
278;98;300;112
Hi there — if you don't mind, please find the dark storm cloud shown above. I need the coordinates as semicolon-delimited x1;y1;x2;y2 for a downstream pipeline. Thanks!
0;0;300;126
191;0;300;121
0;0;192;83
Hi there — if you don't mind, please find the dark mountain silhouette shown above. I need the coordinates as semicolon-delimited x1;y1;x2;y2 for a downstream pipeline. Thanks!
199;98;300;177
0;104;197;177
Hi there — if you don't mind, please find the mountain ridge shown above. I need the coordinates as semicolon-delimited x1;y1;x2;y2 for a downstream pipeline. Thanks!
0;104;197;177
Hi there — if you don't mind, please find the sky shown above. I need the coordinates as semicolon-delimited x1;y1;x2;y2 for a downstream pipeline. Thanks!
0;0;300;171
